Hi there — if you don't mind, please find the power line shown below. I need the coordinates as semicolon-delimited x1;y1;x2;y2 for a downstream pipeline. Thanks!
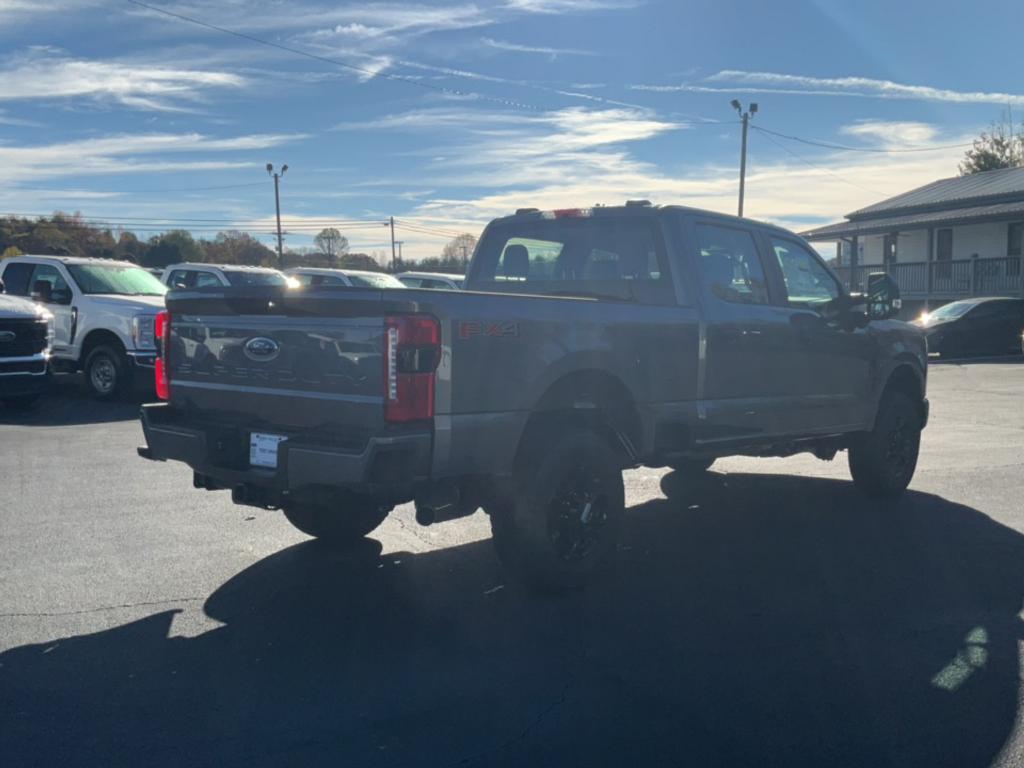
126;0;545;113
753;129;885;196
394;220;472;238
752;124;972;153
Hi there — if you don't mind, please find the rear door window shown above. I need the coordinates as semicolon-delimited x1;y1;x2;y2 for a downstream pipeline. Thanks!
1;262;36;296
693;223;769;305
195;271;222;288
472;217;675;304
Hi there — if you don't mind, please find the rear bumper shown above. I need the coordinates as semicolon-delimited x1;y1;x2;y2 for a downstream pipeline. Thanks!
138;403;432;499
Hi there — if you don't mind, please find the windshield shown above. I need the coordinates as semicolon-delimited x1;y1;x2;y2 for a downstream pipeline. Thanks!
224;270;287;287
929;301;975;321
66;263;167;296
347;273;405;289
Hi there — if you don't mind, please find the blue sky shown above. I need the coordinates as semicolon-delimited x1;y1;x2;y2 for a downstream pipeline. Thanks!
1;0;1023;260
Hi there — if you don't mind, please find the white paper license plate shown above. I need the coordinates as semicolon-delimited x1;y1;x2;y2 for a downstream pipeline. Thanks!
249;433;287;469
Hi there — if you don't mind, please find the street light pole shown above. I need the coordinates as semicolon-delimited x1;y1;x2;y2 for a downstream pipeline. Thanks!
730;101;758;218
267;163;288;267
389;216;397;271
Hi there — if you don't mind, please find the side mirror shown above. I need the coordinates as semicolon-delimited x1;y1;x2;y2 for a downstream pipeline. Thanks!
867;272;902;321
52;288;73;305
31;280;52;303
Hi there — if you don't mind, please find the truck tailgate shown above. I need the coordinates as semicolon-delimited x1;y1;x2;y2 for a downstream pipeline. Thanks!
164;287;422;437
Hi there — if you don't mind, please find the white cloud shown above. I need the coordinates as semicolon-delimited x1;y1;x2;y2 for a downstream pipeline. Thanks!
0;50;246;111
690;70;1024;106
503;0;638;12
353;107;970;243
481;37;593;57
840;121;940;147
0;132;307;184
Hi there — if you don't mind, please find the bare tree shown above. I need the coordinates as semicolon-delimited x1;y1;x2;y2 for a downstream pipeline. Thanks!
960;111;1024;175
314;228;349;266
440;233;478;270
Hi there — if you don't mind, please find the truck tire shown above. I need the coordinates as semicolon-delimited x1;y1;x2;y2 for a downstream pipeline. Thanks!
848;390;921;498
490;430;624;590
84;343;131;399
282;497;390;545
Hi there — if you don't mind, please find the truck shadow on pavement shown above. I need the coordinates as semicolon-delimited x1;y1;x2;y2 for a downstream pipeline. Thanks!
0;374;151;426
3;473;1023;767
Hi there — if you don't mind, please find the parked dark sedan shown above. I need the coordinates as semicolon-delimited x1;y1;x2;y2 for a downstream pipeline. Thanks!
915;297;1024;357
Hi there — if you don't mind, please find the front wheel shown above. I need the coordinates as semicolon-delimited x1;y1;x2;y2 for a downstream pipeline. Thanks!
282;495;391;545
84;344;131;399
848;391;922;498
490;430;624;590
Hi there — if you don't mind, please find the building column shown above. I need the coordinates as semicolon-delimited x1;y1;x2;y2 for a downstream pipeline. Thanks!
926;227;934;302
849;235;859;291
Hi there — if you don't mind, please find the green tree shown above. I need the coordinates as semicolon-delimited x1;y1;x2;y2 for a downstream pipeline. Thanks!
144;230;202;268
338;252;383;271
203;230;276;266
960;113;1024;175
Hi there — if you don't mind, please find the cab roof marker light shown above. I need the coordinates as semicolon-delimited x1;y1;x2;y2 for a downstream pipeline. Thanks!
551;208;592;219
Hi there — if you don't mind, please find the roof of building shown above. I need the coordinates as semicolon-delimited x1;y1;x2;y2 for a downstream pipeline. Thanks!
848;165;1024;219
802;199;1024;240
802;165;1024;241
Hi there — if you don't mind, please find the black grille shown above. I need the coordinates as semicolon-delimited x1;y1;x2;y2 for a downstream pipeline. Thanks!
0;359;46;375
0;319;48;358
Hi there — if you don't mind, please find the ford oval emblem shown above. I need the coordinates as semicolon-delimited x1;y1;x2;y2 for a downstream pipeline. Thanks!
0;331;16;343
243;336;280;362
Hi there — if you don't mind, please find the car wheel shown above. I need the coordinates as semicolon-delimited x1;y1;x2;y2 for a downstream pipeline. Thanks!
84;344;131;399
490;430;624;590
848;390;922;498
282;495;391;545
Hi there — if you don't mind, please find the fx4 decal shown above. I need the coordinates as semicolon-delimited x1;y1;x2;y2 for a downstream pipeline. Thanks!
459;320;520;339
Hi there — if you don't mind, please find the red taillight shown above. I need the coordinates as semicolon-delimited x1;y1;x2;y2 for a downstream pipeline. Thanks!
551;208;590;218
155;310;170;400
384;315;440;422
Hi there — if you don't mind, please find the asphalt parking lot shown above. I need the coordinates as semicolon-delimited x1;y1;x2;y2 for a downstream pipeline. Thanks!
2;363;1024;768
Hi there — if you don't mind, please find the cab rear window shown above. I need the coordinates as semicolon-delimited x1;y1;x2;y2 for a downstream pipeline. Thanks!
470;218;675;304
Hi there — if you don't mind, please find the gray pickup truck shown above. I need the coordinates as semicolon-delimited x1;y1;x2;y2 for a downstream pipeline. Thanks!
139;203;928;588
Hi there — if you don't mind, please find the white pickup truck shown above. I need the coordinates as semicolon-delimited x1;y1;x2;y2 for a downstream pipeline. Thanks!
0;256;166;398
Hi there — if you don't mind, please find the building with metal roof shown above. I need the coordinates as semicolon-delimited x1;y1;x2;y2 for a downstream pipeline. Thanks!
801;166;1024;304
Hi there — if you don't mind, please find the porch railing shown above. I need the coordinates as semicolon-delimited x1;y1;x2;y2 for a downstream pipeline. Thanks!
833;256;1023;300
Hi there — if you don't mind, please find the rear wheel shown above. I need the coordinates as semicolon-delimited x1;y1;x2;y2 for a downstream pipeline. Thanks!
282;495;391;545
490;430;624;590
84;343;131;399
848;390;922;498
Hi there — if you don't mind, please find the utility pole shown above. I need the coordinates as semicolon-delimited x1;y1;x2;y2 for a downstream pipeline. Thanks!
461;244;468;270
730;101;757;218
395;241;403;261
389;216;397;271
266;163;288;267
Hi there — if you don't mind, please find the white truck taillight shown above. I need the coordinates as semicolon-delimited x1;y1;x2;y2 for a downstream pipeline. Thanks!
154;310;171;400
384;315;440;422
